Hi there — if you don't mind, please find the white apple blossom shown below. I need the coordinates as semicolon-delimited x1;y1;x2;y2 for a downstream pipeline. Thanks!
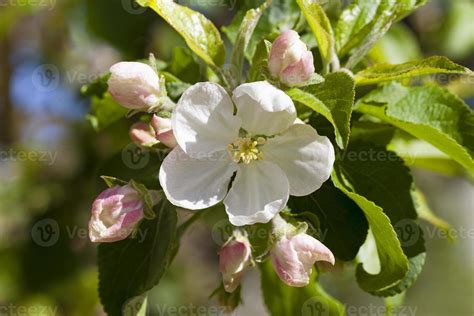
159;81;335;226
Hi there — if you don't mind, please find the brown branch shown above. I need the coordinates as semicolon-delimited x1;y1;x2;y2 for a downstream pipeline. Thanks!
0;38;14;145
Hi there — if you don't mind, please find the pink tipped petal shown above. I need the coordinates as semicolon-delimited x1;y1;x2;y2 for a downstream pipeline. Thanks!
150;115;177;148
280;51;314;86
271;237;309;287
129;122;158;146
108;62;161;110
292;234;336;266
268;30;315;86
218;236;252;293
88;184;145;243
157;130;177;148
268;30;301;76
270;230;335;287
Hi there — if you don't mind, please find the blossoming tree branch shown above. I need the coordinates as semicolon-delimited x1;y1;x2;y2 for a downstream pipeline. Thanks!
82;0;474;315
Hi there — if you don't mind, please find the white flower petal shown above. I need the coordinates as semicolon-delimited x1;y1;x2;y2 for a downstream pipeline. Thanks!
159;146;237;209
262;123;335;196
173;82;241;157
224;161;289;226
232;81;296;136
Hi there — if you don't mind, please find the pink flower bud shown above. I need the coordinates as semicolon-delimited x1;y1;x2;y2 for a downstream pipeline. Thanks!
129;122;158;147
270;216;335;287
108;62;161;110
218;234;251;292
150;115;177;148
268;30;315;86
89;184;144;243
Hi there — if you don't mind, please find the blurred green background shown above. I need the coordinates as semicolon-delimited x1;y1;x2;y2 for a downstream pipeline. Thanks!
0;0;473;315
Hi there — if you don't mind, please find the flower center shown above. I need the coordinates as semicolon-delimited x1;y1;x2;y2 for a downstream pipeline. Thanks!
227;135;266;164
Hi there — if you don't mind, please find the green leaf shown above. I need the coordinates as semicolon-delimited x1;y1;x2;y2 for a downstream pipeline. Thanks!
375;253;426;297
332;170;409;294
351;121;396;147
246;222;273;261
230;1;270;86
355;56;473;86
260;260;345;316
289;181;368;261
86;94;128;131
388;134;466;177
335;0;428;68
338;142;425;258
356;83;474;175
167;47;201;83
296;0;335;67
287;71;355;148
223;0;301;61
369;23;422;64
138;0;225;68
248;39;272;82
160;70;192;100
411;188;454;241
97;148;163;190
98;199;177;316
81;72;110;97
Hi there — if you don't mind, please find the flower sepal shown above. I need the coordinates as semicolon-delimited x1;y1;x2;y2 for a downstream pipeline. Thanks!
100;175;128;188
100;177;161;220
285;73;325;88
270;212;308;241
129;180;162;219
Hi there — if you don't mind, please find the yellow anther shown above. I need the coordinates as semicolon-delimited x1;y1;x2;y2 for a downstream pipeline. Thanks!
227;135;266;164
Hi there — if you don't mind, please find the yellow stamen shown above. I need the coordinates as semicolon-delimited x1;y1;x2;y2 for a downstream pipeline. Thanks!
228;135;266;164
